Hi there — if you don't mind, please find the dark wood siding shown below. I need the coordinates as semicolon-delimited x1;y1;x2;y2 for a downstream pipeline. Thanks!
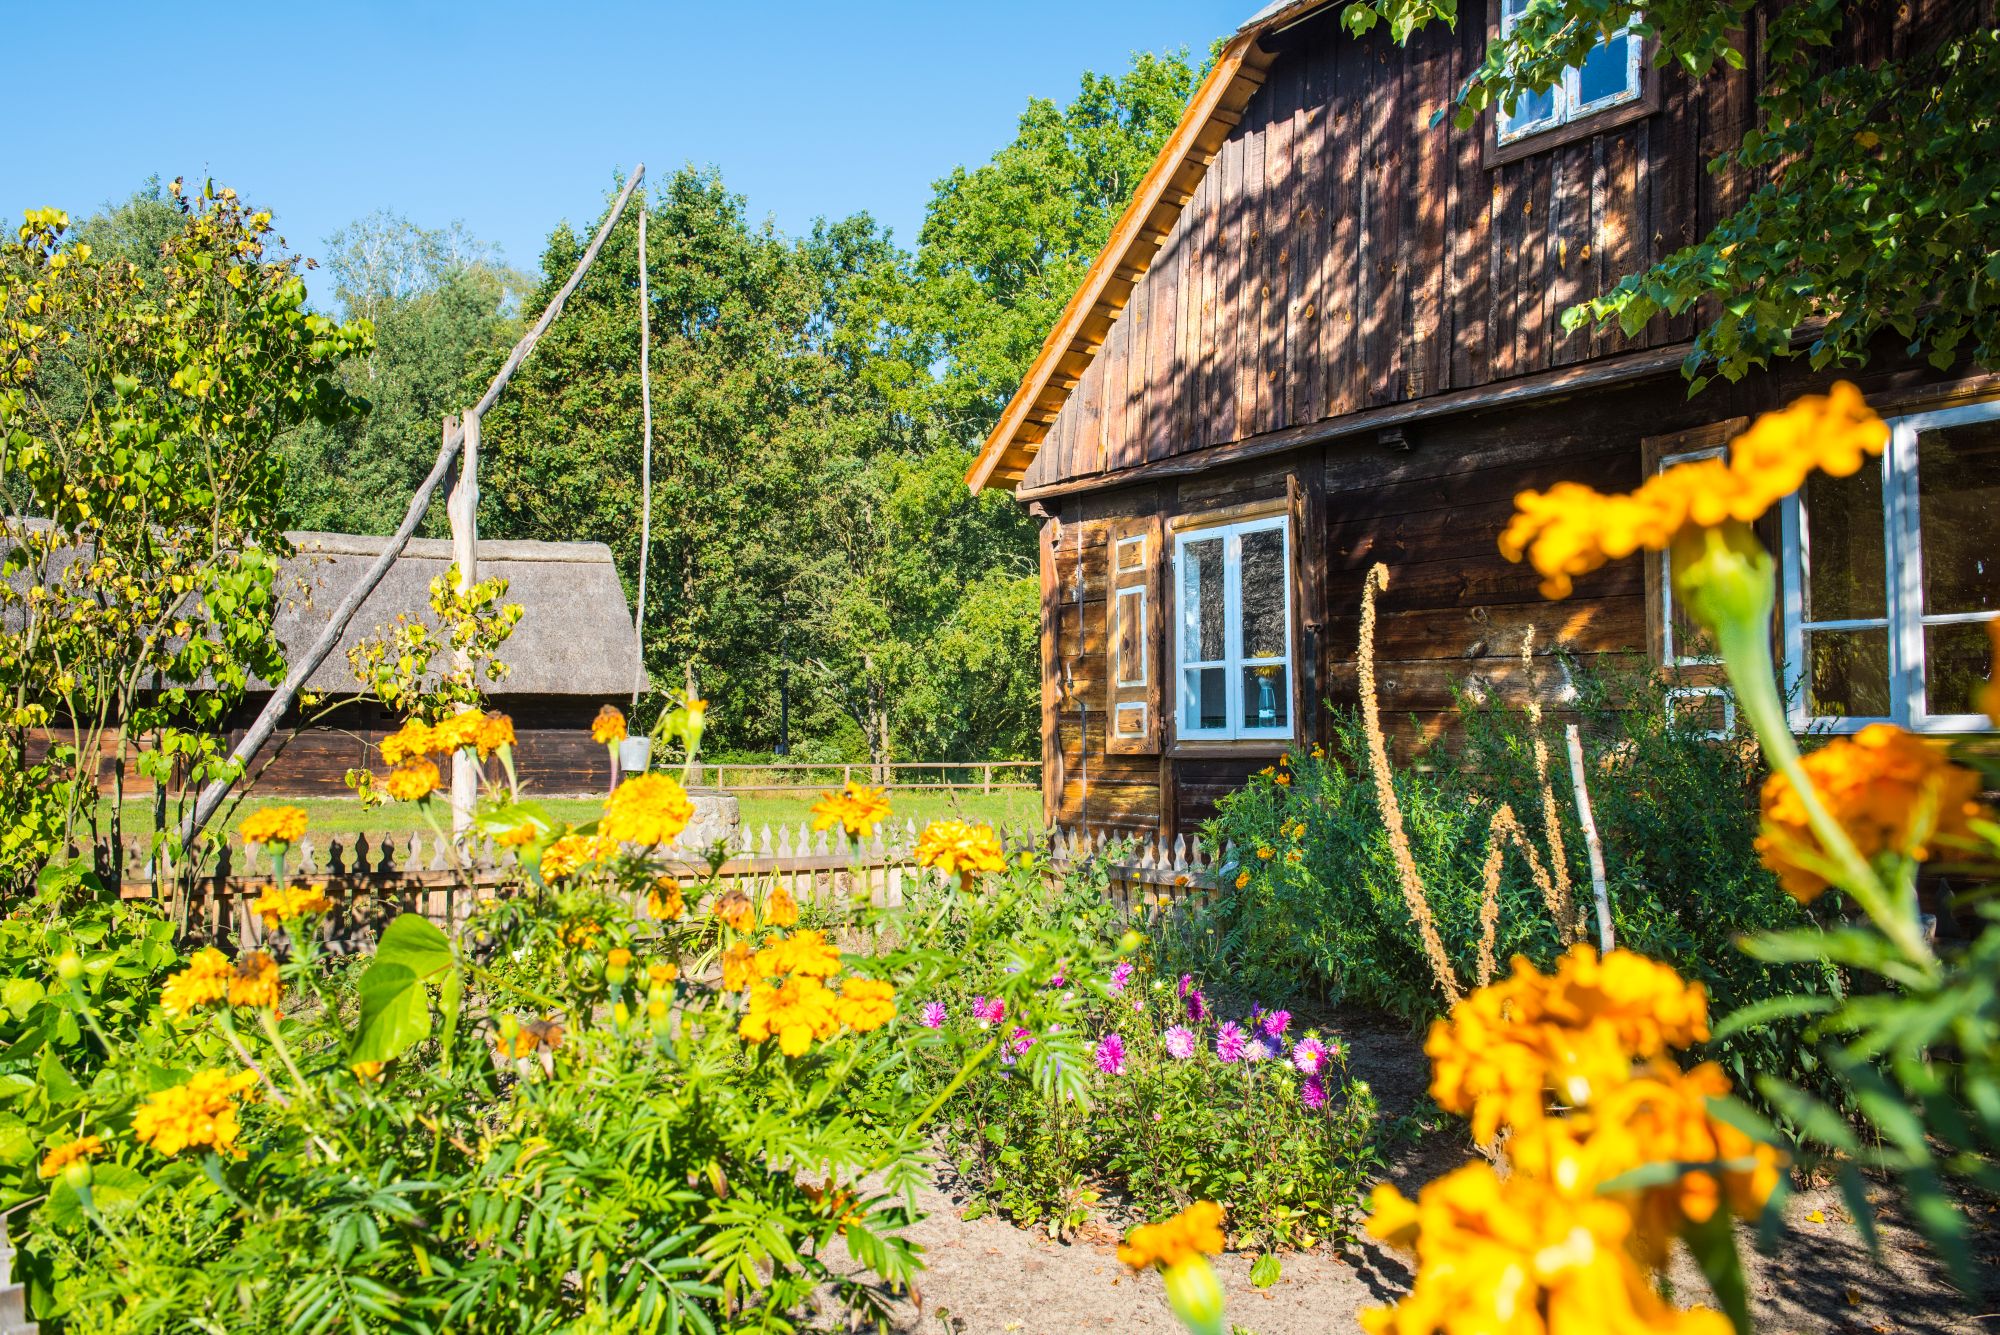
1021;7;1769;492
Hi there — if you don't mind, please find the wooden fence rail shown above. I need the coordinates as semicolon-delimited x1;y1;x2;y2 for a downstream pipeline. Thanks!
99;819;1226;947
702;759;1038;796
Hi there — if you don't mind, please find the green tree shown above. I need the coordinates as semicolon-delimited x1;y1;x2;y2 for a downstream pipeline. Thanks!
1344;0;1999;388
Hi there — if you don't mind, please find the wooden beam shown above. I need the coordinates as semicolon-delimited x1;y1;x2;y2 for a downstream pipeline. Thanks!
181;165;650;846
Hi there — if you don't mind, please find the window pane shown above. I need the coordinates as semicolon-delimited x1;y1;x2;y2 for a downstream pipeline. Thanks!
1917;417;2000;616
1804;627;1892;719
1575;32;1636;110
1184;667;1228;731
1923;620;1996;717
1181;538;1225;663
1803;464;1887;622
1499;86;1557;137
1240;528;1288;660
1242;666;1289;731
1500;0;1530;21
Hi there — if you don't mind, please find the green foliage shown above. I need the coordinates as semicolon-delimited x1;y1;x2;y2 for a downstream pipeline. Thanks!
1344;0;1998;386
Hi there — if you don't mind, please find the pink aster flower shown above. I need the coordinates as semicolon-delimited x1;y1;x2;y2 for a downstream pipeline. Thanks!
1177;973;1195;1001
1215;1022;1247;1063
1185;988;1209;1024
1261;1008;1291;1039
1245;1036;1275;1062
970;995;1005;1028
1110;961;1134;994
1301;1075;1327;1110
1094;1032;1127;1076
1163;1025;1197;1060
1291;1036;1328;1076
920;1001;947;1030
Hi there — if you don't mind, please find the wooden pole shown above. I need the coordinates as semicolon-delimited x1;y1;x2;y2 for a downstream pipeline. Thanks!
448;409;480;835
1564;724;1615;952
180;165;647;848
632;201;654;709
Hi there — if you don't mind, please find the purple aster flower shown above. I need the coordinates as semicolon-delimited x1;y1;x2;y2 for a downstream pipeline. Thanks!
1185;989;1209;1024
1261;1008;1292;1039
1163;1025;1197;1060
971;995;1006;1027
1094;1032;1128;1076
1291;1036;1328;1076
1049;964;1068;989
1177;973;1195;1001
1301;1075;1327;1110
919;1001;947;1030
1110;961;1134;994
1009;1025;1034;1056
1245;1036;1275;1062
1215;1022;1248;1063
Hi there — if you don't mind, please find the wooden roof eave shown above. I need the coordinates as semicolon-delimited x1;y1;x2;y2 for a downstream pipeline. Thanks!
965;1;1332;495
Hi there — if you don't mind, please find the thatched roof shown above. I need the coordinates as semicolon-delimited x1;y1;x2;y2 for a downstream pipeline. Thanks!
277;532;639;697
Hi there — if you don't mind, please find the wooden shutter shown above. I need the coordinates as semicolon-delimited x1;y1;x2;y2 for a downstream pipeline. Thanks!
1104;513;1165;754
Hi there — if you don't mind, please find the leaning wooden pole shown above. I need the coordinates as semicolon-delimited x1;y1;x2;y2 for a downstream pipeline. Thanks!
181;165;648;847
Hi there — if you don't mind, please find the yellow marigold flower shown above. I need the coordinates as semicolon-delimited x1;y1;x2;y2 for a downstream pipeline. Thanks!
132;1069;260;1158
1118;1201;1226;1270
38;1134;103;1179
834;975;896;1033
810;781;892;839
430;710;484;755
250;882;332;930
1256;846;1273;860
913;819;1008;890
496;822;538;849
647;961;678;987
600;773;695;847
380;718;435;765
1274;772;1291;786
1502;383;1888;599
721;942;754;991
227;951;281;1010
1426;945;1710;1145
238;805;307;848
1756;723;1986;903
475;711;517;757
712;888;755;933
383;758;441;802
160;947;232;1016
1360;1163;1733;1335
752;929;843;981
764;884;799;928
564;919;603;949
351;1060;386;1083
1234;870;1250;890
591;704;627;745
648;880;685;921
539;833;595;881
739;975;840;1056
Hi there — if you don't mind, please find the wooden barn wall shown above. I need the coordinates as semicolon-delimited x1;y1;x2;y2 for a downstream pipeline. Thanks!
1045;355;1992;839
1021;0;1930;493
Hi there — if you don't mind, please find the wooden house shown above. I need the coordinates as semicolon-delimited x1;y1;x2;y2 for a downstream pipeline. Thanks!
966;0;2000;841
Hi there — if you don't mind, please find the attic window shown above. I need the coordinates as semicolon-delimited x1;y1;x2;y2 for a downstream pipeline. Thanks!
1489;0;1653;162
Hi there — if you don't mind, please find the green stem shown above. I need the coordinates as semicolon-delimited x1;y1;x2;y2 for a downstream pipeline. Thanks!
907;1036;998;1134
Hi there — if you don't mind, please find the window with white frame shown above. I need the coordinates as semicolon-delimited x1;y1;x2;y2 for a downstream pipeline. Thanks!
1174;515;1293;741
1496;0;1645;144
1781;398;2000;732
1650;440;1737;740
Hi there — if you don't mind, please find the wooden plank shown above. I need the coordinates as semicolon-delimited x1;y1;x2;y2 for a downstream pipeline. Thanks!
1323;25;1367;418
1406;29;1451;400
1258;58;1296;438
1513;150;1554;374
1216;121;1248;445
1196;161;1224;450
1447;21;1493;389
1594;124;1644;359
1363;36;1407;407
1144;203;1184;462
1039;518;1061;829
1324;547;1644;621
1322;652;1625;713
1289;30;1331;427
1320;595;1646;661
1651;66;1700;347
1548;141;1594;368
1101;280;1132;472
1488;156;1524;382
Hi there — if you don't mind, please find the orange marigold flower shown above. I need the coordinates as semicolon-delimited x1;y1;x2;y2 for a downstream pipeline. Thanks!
1234;870;1250;890
752;929;843;981
1425;944;1710;1145
132;1069;260;1158
227;951;281;1010
38;1134;103;1179
539;833;595;881
383;758;441;802
739;974;841;1056
810;781;892;839
380;718;435;766
600;773;695;847
834;976;897;1033
496;822;538;849
648;880;685;921
250;882;332;930
1118;1201;1225;1271
430;710;485;755
721;942;755;991
351;1060;386;1083
1256;846;1273;860
1757;723;1986;903
239;805;307;848
475;711;517;757
913;819;1008;890
764;883;799;928
591;704;627;745
160;947;232;1016
712;888;755;933
1501;383;1888;599
647;961;678;987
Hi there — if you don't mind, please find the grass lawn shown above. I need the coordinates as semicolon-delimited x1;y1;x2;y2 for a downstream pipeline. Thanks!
119;786;1042;843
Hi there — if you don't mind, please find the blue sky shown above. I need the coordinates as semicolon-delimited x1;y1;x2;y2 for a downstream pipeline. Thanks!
5;1;1243;304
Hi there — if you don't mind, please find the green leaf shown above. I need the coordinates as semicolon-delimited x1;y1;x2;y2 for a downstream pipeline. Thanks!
1684;1209;1753;1335
44;1163;149;1229
350;963;432;1065
2;977;44;1019
372;913;453;980
1249;1252;1282;1289
37;1046;81;1106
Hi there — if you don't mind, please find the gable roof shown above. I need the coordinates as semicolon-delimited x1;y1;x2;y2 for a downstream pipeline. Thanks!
966;0;1335;493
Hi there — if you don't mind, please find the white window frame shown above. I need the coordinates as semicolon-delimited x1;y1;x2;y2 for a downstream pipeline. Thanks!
1780;398;2000;734
1172;515;1294;742
1495;0;1646;145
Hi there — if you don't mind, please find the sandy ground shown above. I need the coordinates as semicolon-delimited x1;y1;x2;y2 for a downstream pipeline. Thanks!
822;1012;1995;1335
